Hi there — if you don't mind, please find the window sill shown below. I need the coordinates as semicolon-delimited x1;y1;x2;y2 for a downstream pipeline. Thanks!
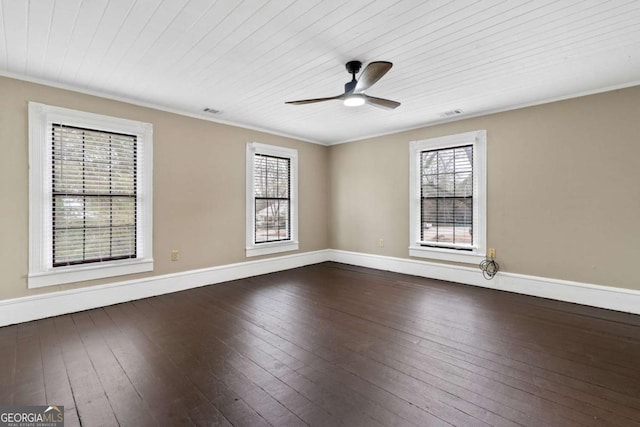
246;241;299;258
28;258;154;288
409;245;485;264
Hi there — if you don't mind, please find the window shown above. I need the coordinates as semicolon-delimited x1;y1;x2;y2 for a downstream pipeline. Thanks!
246;143;298;257
409;130;486;263
29;103;153;288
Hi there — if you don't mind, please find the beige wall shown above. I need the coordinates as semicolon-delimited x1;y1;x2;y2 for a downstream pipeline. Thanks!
0;76;329;300
1;75;638;301
329;86;640;291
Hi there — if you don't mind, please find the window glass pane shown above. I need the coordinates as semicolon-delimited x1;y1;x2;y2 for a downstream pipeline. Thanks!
254;153;291;244
53;196;85;228
274;200;290;240
454;146;473;173
52;124;137;266
85;197;110;227
437;173;454;195
112;226;136;257
421;198;437;241
85;228;112;260
455;172;473;197
420;144;473;248
436;198;455;243
53;229;84;264
113;197;136;226
266;157;278;198
255;199;270;243
437;149;455;174
254;155;267;197
421;151;438;175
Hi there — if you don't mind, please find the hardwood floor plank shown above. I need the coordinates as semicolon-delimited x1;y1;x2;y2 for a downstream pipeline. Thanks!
71;311;159;426
102;302;264;426
257;301;523;425
260;266;640;399
1;262;639;426
283;265;640;380
0;325;17;404
12;322;45;405
173;289;417;427
37;318;77;419
230;268;640;424
91;306;219;426
198;283;481;425
211;281;564;425
52;315;119;426
124;296;327;427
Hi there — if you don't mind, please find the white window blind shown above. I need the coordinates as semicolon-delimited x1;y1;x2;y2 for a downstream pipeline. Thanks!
29;102;153;288
52;124;138;265
420;145;474;250
409;130;486;264
253;154;291;243
245;142;298;258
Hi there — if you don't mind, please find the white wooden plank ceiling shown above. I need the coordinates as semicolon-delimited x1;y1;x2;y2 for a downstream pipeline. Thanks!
1;0;639;144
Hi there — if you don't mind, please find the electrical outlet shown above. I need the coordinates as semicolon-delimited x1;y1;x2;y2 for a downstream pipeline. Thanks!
488;248;496;259
378;239;384;247
171;250;180;261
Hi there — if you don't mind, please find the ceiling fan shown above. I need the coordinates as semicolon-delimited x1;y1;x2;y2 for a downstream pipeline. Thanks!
285;60;400;110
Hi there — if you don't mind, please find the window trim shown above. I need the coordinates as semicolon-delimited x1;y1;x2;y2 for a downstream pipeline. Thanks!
246;142;298;257
409;130;486;264
28;102;153;288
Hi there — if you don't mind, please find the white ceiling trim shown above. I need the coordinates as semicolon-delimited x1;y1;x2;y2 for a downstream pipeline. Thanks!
4;69;639;147
0;70;327;146
2;1;639;144
330;79;640;145
0;0;640;145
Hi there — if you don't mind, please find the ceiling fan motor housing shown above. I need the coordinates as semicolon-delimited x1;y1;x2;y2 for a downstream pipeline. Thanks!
345;60;362;93
285;59;400;109
345;60;362;74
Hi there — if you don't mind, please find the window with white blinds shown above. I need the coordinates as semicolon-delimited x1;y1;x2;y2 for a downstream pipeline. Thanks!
409;130;486;264
28;103;153;288
253;154;291;244
52;124;137;266
246;143;298;257
420;145;473;249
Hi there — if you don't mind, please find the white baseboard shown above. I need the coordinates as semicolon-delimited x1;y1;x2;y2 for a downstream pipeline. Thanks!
0;250;330;327
2;248;638;327
328;250;640;315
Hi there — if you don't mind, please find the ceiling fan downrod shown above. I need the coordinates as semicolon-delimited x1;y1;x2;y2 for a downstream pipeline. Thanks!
344;60;362;93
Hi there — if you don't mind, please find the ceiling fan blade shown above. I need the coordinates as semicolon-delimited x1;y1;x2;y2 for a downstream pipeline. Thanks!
354;61;393;92
363;94;401;110
285;95;343;105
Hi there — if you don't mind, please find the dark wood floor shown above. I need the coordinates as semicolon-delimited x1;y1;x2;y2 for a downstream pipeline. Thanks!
1;262;640;426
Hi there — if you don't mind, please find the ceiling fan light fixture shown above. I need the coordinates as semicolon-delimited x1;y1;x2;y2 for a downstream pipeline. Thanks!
344;94;365;107
285;60;399;109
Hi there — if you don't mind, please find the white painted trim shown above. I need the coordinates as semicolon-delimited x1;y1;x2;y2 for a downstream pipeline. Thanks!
330;80;640;145
245;142;299;258
0;250;330;327
409;130;486;264
246;242;299;257
331;249;484;286
2;248;639;327
28;102;154;288
4;72;639;148
0;71;325;146
328;250;640;315
408;247;485;264
29;259;154;289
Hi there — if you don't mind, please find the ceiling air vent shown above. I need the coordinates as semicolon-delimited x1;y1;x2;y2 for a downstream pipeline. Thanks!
440;109;463;118
203;107;221;114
